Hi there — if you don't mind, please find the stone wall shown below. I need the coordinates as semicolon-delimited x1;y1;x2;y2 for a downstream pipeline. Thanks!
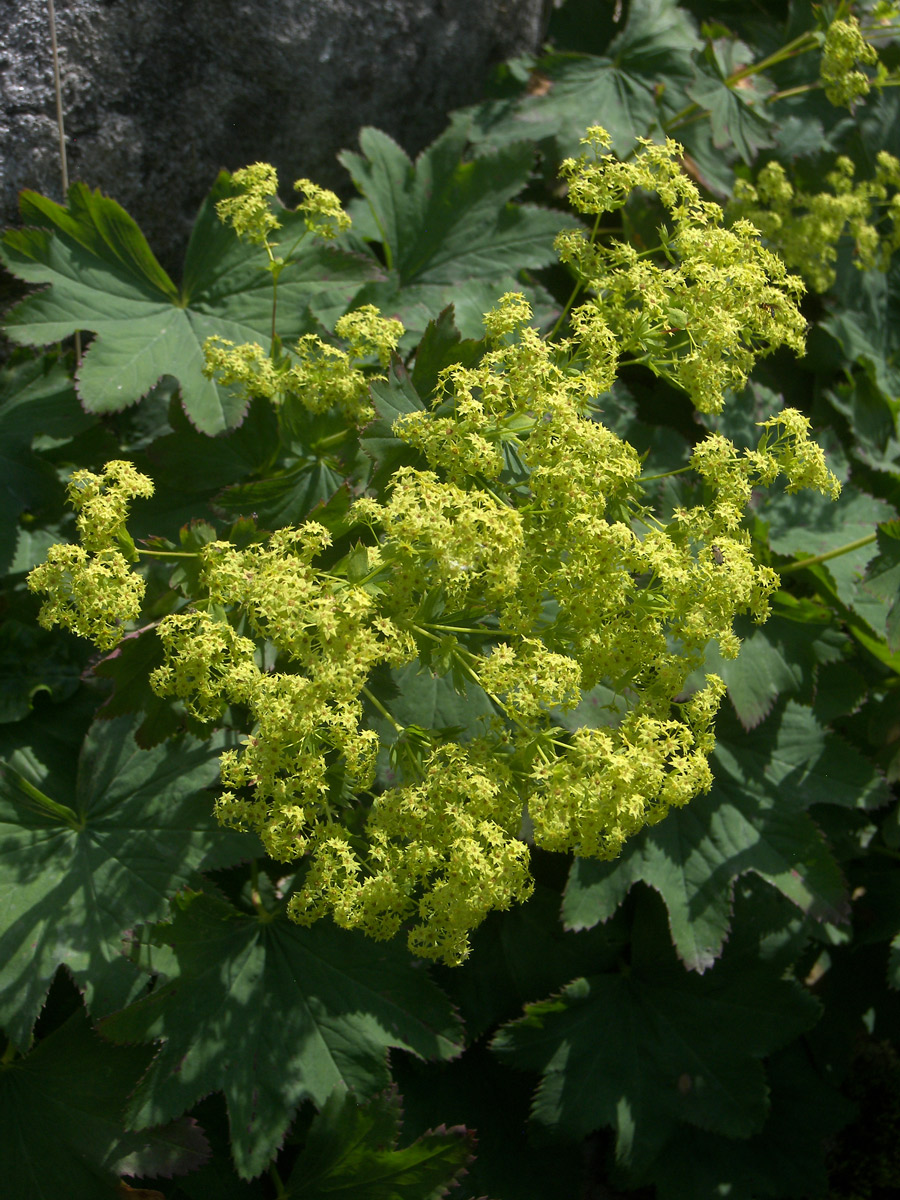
1;0;548;272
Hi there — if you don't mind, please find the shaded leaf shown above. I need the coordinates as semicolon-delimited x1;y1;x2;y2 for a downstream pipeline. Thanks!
0;1005;209;1200
860;521;900;652
0;355;95;571
0;618;86;723
100;890;464;1179
0;714;255;1044
493;894;819;1170
410;306;486;403
623;1044;853;1199
215;458;346;527
709;609;845;730
285;1086;473;1199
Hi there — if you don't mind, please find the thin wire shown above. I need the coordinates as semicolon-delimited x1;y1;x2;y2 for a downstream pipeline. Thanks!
47;0;81;361
47;0;68;192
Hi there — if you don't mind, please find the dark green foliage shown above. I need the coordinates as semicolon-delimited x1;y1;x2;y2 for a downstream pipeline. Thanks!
2;1;900;1196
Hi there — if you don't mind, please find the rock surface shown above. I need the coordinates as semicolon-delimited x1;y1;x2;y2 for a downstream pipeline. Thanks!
1;0;548;272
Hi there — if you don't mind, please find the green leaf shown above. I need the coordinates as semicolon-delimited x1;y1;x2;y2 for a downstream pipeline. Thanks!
686;45;775;164
1;178;377;436
392;1042;584;1200
285;1086;473;1199
91;627;181;749
410;306;486;404
764;478;892;620
624;1044;853;1199
434;882;627;1041
562;702;888;969
215;458;347;527
0;1005;209;1200
462;0;700;161
0;355;95;571
341;124;567;285
99;890;464;1179
360;362;425;489
860;521;900;652
707;609;844;730
0;618;86;723
492;894;819;1169
0;714;256;1044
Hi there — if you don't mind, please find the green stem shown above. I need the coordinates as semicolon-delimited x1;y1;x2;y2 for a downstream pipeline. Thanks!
663;29;818;135
638;465;692;483
548;211;603;340
312;427;354;453
423;621;514;637
269;1162;288;1200
135;549;200;559
778;532;877;575
249;859;271;919
361;684;403;733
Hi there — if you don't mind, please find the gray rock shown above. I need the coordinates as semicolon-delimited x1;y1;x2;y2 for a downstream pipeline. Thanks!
1;0;549;273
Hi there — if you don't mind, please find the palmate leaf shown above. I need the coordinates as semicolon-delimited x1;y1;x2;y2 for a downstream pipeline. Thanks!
0;714;256;1045
1;1004;209;1200
624;1044;853;1199
686;41;776;165
99;890;464;1179
562;701;889;971
339;123;575;339
0;177;378;435
0;618;85;724
492;894;819;1171
462;0;699;161
284;1087;473;1199
705;607;845;730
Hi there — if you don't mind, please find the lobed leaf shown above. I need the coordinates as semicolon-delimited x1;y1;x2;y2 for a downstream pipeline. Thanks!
0;714;256;1044
284;1086;474;1199
100;890;464;1179
563;701;889;970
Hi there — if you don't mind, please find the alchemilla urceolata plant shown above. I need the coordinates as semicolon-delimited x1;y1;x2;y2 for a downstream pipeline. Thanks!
5;1;900;1197
27;133;841;965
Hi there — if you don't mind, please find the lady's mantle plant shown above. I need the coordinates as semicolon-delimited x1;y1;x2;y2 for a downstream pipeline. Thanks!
27;132;840;965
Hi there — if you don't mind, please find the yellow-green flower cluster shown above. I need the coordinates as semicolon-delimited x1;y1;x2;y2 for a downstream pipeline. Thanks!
149;526;416;861
293;178;352;240
216;162;281;245
556;128;807;413
66;459;155;552
216;162;351;254
529;676;725;858
203;305;403;423
730;155;900;292
27;544;147;651
291;741;532;964
820;16;879;107
27;461;154;650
